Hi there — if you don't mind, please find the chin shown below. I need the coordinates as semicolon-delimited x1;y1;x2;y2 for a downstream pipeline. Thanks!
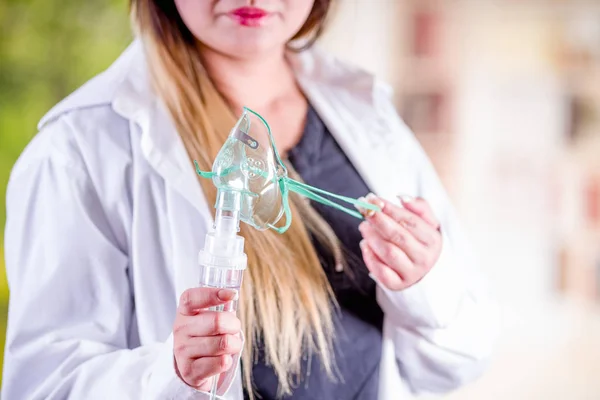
222;37;285;58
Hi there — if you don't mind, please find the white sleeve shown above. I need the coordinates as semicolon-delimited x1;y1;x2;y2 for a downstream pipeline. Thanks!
375;92;500;395
2;121;239;400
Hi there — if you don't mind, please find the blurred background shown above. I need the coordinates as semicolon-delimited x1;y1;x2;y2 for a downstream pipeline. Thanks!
1;0;600;398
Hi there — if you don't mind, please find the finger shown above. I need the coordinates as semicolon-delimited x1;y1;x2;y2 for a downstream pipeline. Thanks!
399;196;440;229
359;240;404;290
370;199;438;247
177;354;234;388
177;311;242;337
178;288;238;316
359;219;427;265
358;222;416;276
174;334;243;359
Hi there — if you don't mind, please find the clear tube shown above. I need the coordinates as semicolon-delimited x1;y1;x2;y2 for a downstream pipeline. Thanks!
198;189;247;400
198;264;244;399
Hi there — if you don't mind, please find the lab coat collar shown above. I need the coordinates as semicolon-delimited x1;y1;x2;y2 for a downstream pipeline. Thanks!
38;41;147;131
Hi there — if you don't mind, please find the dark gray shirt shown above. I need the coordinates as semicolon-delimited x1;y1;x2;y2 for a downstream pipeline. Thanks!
245;105;383;400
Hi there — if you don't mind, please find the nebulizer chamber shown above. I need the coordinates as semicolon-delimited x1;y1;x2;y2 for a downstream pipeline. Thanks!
198;189;246;303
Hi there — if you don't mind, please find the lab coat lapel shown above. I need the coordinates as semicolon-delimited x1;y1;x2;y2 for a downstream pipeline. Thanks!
111;51;211;220
292;50;398;202
112;46;212;295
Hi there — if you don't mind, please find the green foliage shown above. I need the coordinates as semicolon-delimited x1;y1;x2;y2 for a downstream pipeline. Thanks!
0;0;132;383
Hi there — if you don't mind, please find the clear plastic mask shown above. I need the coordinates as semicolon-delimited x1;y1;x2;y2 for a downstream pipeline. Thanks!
195;107;380;233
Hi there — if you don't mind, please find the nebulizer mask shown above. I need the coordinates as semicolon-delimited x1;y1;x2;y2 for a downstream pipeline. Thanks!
195;107;379;399
194;107;380;233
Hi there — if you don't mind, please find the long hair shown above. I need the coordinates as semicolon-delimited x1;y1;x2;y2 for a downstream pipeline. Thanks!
129;1;340;396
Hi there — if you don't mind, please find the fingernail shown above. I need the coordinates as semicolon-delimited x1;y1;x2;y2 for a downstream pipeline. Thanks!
359;240;366;250
218;289;237;301
357;196;377;218
398;195;415;204
354;197;367;215
365;193;385;211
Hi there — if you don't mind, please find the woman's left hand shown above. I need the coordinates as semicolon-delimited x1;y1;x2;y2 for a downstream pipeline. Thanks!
358;194;442;291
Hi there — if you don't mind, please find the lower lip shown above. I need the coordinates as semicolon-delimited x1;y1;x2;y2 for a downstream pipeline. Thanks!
230;10;269;27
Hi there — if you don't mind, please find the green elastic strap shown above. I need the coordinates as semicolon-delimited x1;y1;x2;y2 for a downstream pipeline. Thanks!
196;158;379;215
193;158;381;232
194;160;214;179
267;178;292;234
284;178;380;219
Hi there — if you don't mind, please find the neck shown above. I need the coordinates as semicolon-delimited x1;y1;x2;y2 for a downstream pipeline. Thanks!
199;45;298;112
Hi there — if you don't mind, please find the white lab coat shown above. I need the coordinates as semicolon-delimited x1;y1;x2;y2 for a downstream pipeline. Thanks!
2;41;498;400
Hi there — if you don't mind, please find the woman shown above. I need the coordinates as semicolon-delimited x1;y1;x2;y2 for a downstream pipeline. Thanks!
2;1;498;399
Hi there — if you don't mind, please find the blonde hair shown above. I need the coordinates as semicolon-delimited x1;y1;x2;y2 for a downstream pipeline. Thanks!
129;1;341;396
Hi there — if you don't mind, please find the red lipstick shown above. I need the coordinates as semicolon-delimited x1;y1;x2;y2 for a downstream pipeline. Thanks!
229;6;269;27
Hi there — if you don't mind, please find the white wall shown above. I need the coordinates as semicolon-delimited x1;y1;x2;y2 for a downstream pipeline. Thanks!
453;6;566;311
319;1;401;85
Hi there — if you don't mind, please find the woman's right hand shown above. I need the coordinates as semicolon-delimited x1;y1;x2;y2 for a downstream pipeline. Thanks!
173;287;243;391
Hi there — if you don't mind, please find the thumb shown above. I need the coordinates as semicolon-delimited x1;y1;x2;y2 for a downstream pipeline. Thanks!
178;287;238;316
